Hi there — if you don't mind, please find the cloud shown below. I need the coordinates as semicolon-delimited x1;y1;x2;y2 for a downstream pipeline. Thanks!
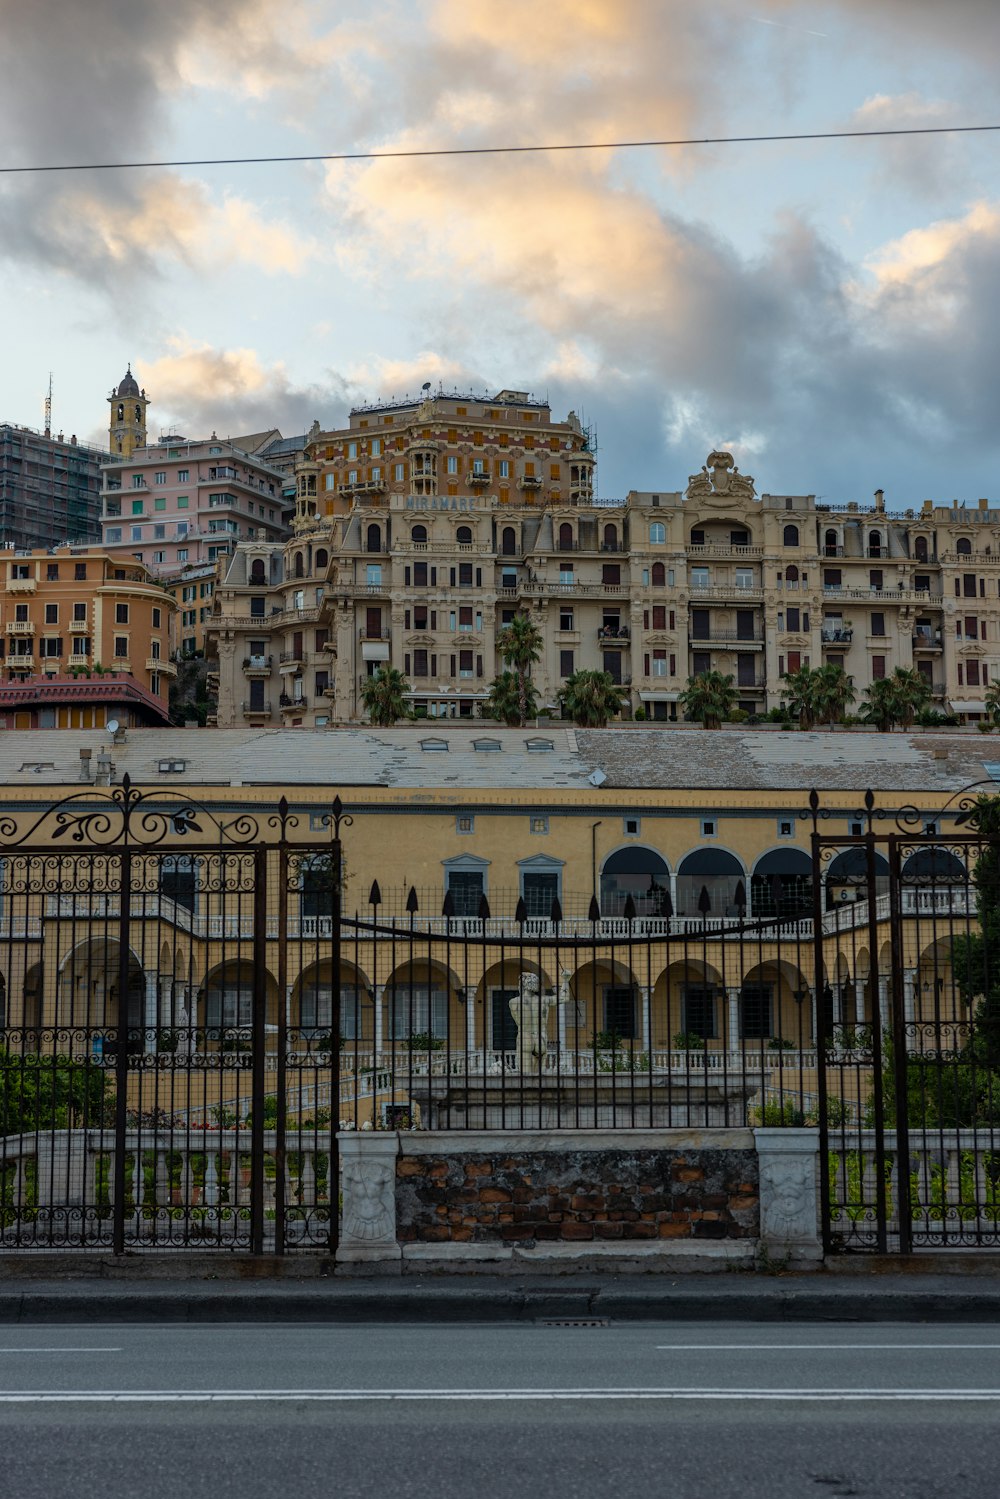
137;339;347;439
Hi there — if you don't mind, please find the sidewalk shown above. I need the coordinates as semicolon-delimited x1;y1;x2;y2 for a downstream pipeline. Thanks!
2;1263;1000;1324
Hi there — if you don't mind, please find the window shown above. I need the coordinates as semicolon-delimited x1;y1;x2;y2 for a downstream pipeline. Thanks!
701;819;716;837
366;564;382;586
530;817;549;835
388;984;448;1040
347;441;358;460
177;548;188;562
132;475;144;489
114;637;129;658
872;655;886;680
741;985;773;1040
691;567;709;589
559;608;574;631
420;737;449;752
735;568;754;589
651;562;665;587
177;496;189;509
72;602;86;621
649;522;665;544
870;612;885;636
177;470;189;483
824;569;842;588
559;649;574;677
74;563;87;581
499;460;509;478
778;819;794;838
44;603;58;624
682;986;717;1040
521;868;561;917
107;528;122;542
115;603;129;624
131;527;142;542
152;607;161;628
394;463;405;482
783;524;799;547
624;817;640;836
456;814;474;834
447;456;458;474
525;738;553;752
473;739;501;753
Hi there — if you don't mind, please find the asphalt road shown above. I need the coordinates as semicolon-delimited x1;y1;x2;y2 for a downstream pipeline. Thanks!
1;1321;998;1499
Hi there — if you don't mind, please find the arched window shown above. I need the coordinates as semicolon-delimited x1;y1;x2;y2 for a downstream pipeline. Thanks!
410;524;427;545
501;526;517;556
600;846;670;917
456;525;472;544
315;548;328;571
676;849;746;918
751;849;813;920
824;529;838;556
783;524;799;547
249;560;266;585
293;552;304;579
558;522;574;551
785;564;799;583
957;537;972;555
135;405;142;425
825;848;890;910
868;530;883;557
901;848;967;884
649;522;665;544
160;855;197;915
367;523;382;552
117;404;124;422
651;562;665;587
603;523;618;550
914;535;929;563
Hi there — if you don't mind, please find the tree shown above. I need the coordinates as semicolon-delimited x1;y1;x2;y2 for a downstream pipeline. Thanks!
1;1050;113;1136
986;680;1000;726
781;666;822;730
360;666;410;727
486;670;538;726
558;669;627;727
861;668;931;732
496;612;543;727
813;663;856;726
680;670;737;730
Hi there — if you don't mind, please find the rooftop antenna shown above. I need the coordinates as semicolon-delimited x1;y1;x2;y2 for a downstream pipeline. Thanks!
44;373;52;439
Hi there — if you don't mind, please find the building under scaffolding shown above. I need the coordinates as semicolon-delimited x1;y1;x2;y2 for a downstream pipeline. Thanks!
0;423;106;552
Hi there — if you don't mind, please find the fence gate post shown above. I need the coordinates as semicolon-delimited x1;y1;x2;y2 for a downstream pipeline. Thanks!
112;848;131;1256
887;836;912;1254
250;846;268;1255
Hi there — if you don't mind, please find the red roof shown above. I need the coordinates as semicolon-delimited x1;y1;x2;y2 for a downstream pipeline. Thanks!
0;674;170;724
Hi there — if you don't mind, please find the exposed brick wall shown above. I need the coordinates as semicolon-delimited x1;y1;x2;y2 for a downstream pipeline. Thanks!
395;1148;758;1245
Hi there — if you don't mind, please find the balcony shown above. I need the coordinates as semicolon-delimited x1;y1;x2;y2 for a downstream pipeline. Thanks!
279;693;308;711
687;543;763;559
597;626;630;642
241;701;272;719
689;630;765;647
688;583;763;601
359;628;391;642
821;628;853;644
279;649;304;667
518;474;542;490
7;655;34;671
68;619;89;633
243;654;273;674
7;620;35;635
147;658;177;677
468;470;491;486
7;578;36;594
822;545;845;558
912;631;943;652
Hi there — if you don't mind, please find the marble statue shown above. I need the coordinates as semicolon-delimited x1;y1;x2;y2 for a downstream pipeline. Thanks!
508;969;573;1074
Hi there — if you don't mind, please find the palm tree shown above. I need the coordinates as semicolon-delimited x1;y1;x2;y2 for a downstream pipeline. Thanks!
558;669;627;727
496;612;543;727
486;670;538;726
861;677;897;732
781;666;822;730
813;663;856;726
360;665;410;727
888;666;931;729
986;681;1000;726
680;670;737;730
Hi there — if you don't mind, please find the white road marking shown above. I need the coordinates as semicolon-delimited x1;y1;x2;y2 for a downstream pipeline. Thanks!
655;1344;1000;1352
0;1387;999;1403
0;1348;122;1355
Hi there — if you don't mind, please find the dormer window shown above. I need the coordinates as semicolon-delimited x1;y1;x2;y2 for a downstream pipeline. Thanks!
420;737;449;752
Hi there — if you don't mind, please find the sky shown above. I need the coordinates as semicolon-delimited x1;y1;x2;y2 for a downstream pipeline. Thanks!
3;0;1000;506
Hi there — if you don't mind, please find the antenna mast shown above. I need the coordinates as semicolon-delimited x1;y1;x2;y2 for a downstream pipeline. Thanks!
44;373;52;439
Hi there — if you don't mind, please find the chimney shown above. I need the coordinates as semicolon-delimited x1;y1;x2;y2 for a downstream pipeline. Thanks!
94;752;113;787
979;498;989;512
874;488;885;511
78;747;92;782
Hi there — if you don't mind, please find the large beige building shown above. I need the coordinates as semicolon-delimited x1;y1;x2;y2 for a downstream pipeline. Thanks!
206;392;999;725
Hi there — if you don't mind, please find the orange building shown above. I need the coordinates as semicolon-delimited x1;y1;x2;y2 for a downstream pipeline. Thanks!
0;546;176;728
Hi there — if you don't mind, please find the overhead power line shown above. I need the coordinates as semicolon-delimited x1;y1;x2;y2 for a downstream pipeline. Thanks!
1;123;999;175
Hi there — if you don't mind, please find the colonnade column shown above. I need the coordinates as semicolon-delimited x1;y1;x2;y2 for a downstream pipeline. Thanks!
727;986;741;1053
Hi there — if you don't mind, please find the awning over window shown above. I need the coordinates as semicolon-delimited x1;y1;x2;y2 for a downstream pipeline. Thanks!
949;699;987;714
361;641;390;661
638;691;681;702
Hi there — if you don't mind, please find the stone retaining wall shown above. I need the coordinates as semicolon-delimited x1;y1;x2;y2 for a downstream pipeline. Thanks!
396;1145;758;1247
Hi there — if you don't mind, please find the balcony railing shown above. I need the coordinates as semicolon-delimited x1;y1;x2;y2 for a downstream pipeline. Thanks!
6;578;36;594
686;544;763;559
243;654;273;673
689;630;764;645
913;632;943;650
821;629;853;643
279;650;303;665
597;626;630;641
7;620;35;635
279;693;308;710
241;701;272;717
688;583;763;600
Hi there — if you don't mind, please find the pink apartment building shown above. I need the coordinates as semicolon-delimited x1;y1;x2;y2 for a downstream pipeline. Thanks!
99;436;294;576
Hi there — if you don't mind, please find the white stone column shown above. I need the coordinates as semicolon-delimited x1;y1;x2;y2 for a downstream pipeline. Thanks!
668;873;678;922
373;985;384;1060
830;982;843;1028
878;976;890;1033
144;973;160;1053
754;1127;822;1262
336;1131;401;1272
464;986;477;1055
903;969;916;1025
855;982;867;1026
727;987;741;1052
638;986;651;1049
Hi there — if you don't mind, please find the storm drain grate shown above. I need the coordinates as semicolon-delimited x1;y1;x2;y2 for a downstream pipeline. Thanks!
538;1318;610;1328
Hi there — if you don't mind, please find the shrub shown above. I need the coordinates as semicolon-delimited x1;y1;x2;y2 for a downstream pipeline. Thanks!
633;705;646;721
749;1098;806;1127
728;708;749;723
405;1032;444;1051
673;1031;706;1051
766;1036;795;1051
